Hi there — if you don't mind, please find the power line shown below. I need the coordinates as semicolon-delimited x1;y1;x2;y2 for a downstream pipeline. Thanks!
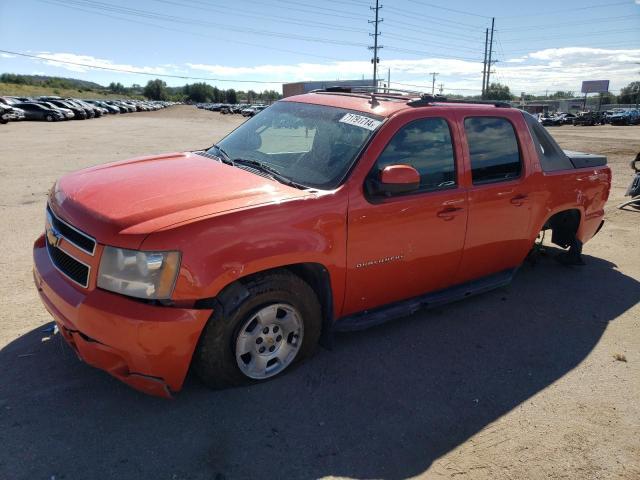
0;49;287;84
38;0;348;62
149;0;369;34
498;0;635;18
40;0;369;48
267;0;364;20
406;0;492;19
41;0;487;62
384;32;483;53
383;19;484;43
498;27;640;43
383;8;486;31
390;81;480;92
384;45;481;62
497;14;640;31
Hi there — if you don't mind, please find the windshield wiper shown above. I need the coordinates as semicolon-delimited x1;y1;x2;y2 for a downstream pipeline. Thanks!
208;143;233;165
231;158;307;189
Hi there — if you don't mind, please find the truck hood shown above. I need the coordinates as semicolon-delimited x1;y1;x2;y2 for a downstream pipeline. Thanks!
51;152;310;248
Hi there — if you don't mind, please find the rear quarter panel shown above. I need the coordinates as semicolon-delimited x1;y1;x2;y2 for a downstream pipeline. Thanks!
527;166;611;244
516;112;612;244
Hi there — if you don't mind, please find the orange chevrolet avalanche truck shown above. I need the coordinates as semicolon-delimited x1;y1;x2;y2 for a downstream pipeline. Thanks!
33;90;611;398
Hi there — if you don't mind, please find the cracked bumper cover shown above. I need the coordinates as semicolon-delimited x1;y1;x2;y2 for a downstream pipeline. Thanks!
33;237;212;398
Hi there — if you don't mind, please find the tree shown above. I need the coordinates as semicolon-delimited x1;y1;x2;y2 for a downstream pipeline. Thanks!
108;82;125;93
485;82;513;101
212;86;221;102
548;90;575;99
619;81;640;104
143;79;168;100
183;82;214;103
225;88;237;103
599;91;617;105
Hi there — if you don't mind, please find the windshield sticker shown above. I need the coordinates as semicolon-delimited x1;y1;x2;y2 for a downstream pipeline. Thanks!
339;113;382;131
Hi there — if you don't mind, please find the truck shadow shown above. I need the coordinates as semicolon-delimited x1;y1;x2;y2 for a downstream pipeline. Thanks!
1;250;638;480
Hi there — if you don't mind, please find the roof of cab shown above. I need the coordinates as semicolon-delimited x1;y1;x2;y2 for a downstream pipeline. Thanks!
281;91;512;118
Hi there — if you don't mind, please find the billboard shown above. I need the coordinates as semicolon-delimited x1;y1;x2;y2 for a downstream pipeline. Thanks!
581;80;609;94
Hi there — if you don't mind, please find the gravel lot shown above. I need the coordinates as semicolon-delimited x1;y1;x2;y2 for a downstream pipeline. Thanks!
1;106;638;480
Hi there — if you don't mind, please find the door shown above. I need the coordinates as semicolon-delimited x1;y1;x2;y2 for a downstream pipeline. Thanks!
454;115;533;284
343;116;468;316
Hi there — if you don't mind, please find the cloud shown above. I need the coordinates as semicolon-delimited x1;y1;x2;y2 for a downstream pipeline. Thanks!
496;47;640;93
33;52;169;75
20;47;640;95
187;47;640;94
0;53;16;58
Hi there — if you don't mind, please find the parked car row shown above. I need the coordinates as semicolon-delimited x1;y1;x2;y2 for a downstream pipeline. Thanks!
0;96;178;123
605;108;640;126
537;109;640;127
196;102;268;117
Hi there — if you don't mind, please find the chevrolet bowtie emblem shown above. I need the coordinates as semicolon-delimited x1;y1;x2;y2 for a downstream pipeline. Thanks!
46;225;63;248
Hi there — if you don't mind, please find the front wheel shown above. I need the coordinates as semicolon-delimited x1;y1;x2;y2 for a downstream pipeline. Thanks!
46;115;53;122
194;272;321;389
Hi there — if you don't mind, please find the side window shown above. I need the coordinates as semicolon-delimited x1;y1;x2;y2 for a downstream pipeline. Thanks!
464;117;522;184
372;117;456;194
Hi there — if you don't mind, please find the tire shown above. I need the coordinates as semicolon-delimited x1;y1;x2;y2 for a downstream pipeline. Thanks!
194;271;322;389
46;115;53;122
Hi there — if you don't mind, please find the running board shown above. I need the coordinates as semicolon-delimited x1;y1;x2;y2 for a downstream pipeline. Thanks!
333;269;517;332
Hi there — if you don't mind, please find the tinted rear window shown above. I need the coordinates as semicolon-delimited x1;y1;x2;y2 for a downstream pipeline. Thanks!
464;117;522;184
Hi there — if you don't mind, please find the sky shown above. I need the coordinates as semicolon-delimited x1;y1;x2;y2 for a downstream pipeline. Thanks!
0;0;639;96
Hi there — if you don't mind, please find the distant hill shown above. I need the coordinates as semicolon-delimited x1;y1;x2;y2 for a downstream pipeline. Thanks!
0;73;105;90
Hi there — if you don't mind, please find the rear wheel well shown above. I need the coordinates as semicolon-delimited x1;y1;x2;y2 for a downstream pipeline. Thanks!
543;209;581;248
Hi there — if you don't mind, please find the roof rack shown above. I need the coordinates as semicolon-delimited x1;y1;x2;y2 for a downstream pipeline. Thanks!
309;85;423;104
310;85;422;96
407;94;511;108
308;87;511;108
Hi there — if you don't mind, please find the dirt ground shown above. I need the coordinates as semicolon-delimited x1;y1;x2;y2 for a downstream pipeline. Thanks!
0;106;638;480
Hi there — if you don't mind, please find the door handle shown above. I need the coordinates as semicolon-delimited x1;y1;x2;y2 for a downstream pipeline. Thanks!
442;198;465;206
510;194;528;206
497;189;515;197
437;207;463;220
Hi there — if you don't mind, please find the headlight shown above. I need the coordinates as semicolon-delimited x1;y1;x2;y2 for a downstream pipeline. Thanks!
97;246;181;300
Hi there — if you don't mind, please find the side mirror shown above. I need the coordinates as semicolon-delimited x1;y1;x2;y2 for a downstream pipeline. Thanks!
376;164;420;195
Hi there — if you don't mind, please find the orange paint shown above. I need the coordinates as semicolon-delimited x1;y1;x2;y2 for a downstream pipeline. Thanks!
33;94;611;397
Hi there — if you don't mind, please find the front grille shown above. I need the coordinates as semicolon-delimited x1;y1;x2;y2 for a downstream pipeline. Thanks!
46;240;90;288
47;205;96;255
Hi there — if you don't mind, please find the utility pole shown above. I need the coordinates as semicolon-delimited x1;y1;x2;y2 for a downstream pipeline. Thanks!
429;72;439;95
387;68;390;93
368;0;383;89
438;83;444;95
482;28;488;98
485;17;495;94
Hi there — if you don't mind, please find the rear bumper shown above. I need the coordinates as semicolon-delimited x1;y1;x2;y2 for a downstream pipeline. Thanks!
33;236;212;398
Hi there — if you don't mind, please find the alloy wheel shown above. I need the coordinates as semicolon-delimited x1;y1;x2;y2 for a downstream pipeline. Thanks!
234;303;304;379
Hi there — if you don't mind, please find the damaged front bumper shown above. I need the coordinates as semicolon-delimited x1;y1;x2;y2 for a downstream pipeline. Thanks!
33;235;212;398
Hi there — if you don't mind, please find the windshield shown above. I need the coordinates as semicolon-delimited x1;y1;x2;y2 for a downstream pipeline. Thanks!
209;101;383;189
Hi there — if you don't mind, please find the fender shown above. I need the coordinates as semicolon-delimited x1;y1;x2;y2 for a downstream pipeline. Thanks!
140;189;349;319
